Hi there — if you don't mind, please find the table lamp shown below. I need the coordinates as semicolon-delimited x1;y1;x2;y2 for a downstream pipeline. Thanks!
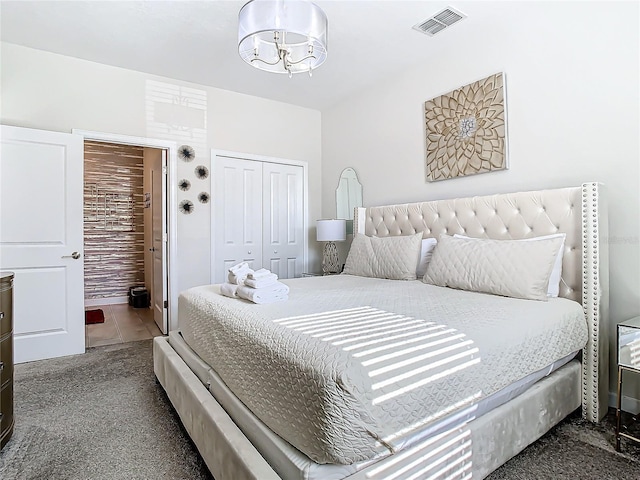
316;219;346;274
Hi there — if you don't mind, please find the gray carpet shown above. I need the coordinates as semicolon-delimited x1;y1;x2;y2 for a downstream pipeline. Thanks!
0;340;638;480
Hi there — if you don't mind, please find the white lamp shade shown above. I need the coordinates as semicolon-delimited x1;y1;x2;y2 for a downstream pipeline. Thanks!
238;0;328;74
316;219;346;242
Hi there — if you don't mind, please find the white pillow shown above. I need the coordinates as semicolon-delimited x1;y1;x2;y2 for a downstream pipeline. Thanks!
424;234;565;301
416;238;438;278
344;232;423;280
454;233;566;297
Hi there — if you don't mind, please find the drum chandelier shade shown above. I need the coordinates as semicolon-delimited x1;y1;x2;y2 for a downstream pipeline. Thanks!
238;0;328;77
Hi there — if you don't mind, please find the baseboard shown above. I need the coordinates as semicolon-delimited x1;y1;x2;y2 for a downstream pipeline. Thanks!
609;391;640;415
85;296;128;307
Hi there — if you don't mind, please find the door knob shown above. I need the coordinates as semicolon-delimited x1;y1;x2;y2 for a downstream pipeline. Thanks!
248;251;252;255
62;251;81;259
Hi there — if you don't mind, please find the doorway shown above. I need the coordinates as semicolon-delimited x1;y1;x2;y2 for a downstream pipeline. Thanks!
74;129;178;334
82;140;168;344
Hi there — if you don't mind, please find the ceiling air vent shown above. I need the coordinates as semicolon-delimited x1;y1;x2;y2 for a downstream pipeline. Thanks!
413;7;466;36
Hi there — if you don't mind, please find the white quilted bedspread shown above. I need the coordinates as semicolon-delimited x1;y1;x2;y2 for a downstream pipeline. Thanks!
179;275;587;465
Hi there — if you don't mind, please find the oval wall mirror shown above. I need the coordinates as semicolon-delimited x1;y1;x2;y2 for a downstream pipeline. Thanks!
335;168;363;234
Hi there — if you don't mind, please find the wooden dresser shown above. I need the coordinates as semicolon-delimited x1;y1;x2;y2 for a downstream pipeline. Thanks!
0;271;14;449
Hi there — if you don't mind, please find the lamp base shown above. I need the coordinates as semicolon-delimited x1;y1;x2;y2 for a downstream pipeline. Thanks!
322;241;341;274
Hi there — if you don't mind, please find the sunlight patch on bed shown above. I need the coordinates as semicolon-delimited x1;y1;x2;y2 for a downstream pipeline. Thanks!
352;328;457;357
303;313;406;335
273;306;373;324
381;395;481;444
361;334;467;366
277;307;481;409
365;422;473;480
372;357;480;405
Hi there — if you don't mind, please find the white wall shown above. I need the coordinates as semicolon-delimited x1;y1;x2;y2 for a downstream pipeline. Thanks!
1;42;323;305
322;2;639;402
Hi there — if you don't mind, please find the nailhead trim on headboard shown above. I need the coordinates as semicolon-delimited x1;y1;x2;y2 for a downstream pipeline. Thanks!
581;182;609;422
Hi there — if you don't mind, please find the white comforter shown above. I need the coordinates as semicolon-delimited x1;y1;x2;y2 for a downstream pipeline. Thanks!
179;275;587;465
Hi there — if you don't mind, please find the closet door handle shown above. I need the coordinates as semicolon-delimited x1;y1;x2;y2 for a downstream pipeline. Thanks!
62;251;81;260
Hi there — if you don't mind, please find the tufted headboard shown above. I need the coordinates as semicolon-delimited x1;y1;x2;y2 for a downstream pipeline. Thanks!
354;183;609;422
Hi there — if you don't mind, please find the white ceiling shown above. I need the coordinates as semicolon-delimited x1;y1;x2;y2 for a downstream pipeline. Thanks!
2;1;522;111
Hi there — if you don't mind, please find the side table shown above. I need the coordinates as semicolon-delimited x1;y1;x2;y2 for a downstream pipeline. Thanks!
616;315;640;451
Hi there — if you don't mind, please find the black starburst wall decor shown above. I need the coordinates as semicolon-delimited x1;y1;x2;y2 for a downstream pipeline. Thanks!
195;165;209;180
178;145;195;162
198;192;210;204
178;179;191;191
179;200;194;214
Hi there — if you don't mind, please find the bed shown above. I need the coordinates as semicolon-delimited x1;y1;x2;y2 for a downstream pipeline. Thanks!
154;182;609;480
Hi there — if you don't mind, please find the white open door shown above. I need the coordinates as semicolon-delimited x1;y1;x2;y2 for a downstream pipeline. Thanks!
151;151;168;334
0;125;85;363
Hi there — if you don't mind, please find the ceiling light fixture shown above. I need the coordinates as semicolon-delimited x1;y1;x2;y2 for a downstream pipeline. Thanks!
238;0;328;78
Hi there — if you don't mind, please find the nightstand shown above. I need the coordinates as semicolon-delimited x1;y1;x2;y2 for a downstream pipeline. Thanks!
616;315;640;451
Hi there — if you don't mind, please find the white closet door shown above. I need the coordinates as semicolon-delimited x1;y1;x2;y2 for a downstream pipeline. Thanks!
262;162;304;279
213;156;263;283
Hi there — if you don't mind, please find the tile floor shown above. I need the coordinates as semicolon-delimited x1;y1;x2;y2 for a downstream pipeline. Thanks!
85;303;163;347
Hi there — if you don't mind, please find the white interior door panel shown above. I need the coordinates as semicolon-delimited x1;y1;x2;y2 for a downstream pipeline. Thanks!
212;152;307;284
213;156;263;283
262;162;304;279
0;125;85;363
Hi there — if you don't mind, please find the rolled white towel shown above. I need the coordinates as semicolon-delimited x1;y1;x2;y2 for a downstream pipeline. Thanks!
244;273;278;289
228;272;244;285
246;268;274;280
237;282;290;304
220;283;239;298
228;262;249;274
228;266;254;285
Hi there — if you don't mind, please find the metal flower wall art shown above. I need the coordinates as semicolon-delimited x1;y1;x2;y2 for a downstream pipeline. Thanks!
194;165;209;180
178;145;195;162
424;72;508;182
179;200;194;214
178;179;191;191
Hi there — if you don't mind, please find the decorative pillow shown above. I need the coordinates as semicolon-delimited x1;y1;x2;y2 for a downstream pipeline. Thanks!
424;234;565;301
344;232;423;280
454;233;566;297
416;238;438;278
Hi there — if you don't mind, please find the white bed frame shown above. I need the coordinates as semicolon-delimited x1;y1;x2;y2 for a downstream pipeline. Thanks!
154;182;608;480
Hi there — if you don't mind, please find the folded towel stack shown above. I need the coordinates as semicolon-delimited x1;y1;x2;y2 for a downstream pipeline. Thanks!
237;282;289;304
244;268;279;289
228;262;254;285
220;264;289;304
